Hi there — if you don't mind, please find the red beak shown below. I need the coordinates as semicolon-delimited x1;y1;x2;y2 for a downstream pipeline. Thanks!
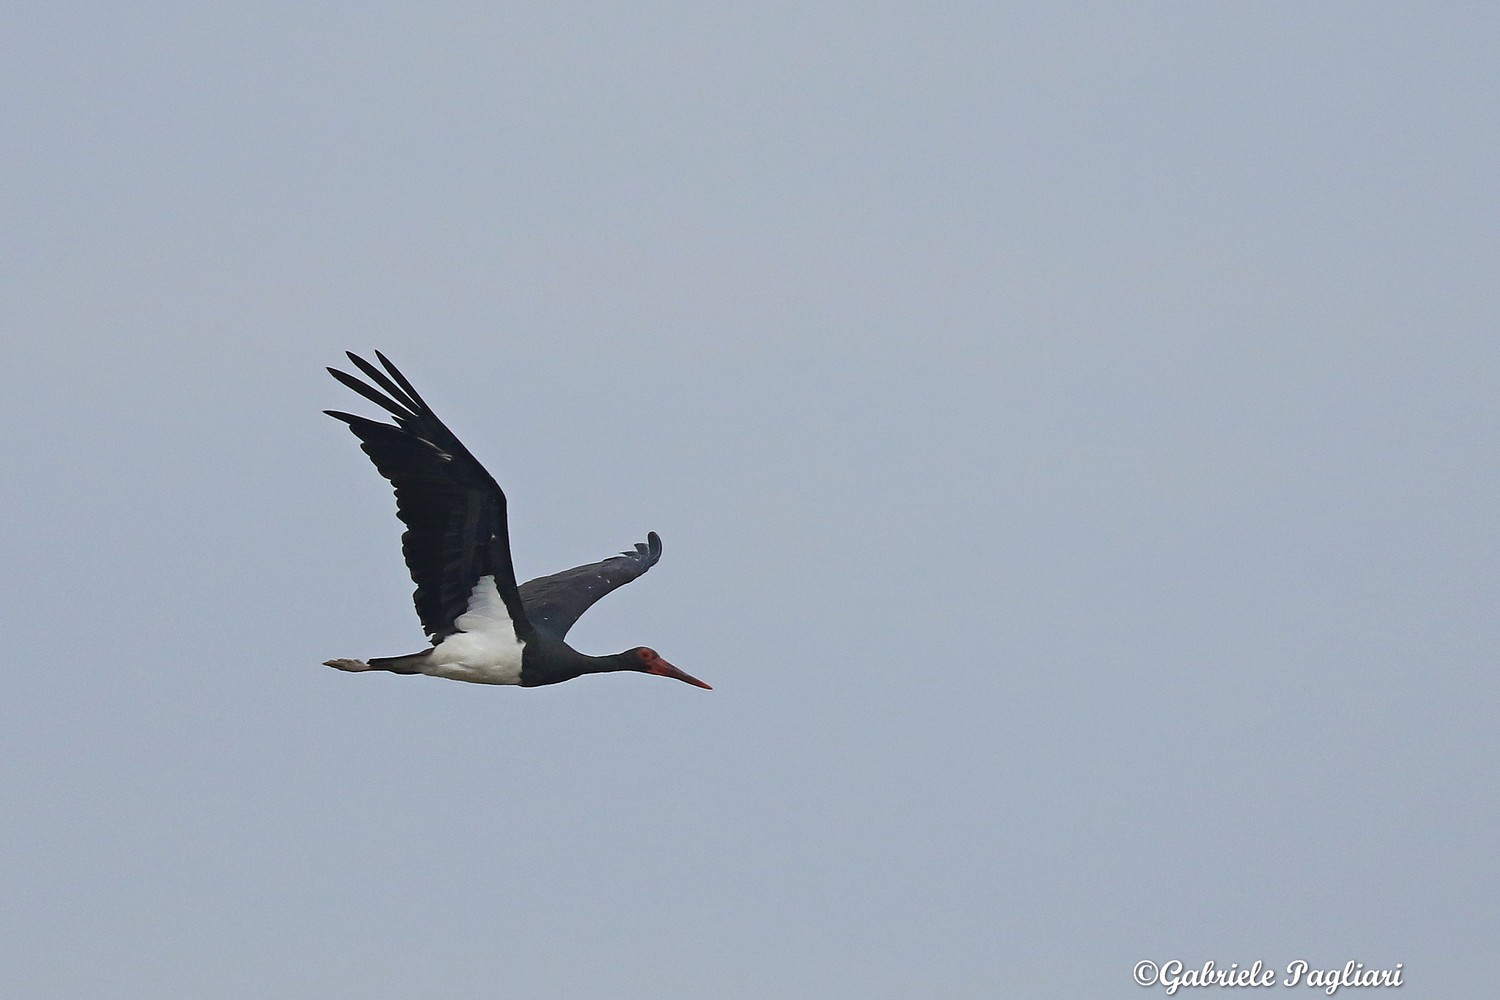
648;658;712;690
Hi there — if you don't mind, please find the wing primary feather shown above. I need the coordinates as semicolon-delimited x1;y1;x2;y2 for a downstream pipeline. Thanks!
343;353;423;416
373;351;438;416
327;368;414;421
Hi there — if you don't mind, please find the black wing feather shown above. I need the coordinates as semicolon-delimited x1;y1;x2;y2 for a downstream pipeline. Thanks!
518;532;663;639
325;353;534;644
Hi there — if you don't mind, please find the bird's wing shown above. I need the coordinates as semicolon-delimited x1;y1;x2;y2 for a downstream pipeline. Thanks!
325;351;535;644
518;532;664;639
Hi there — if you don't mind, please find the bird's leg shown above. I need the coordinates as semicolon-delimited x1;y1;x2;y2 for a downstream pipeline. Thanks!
323;658;372;672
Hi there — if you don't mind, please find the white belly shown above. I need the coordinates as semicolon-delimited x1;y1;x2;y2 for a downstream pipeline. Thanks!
422;575;525;685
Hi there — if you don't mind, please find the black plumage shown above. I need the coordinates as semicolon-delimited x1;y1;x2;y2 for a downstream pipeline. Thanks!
519;532;663;639
324;351;533;644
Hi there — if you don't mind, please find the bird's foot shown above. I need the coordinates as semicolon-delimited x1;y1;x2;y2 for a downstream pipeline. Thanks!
324;658;371;672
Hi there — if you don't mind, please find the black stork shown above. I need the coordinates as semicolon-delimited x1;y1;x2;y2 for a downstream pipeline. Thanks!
321;351;710;691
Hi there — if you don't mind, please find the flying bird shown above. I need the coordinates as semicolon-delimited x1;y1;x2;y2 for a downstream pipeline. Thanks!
322;351;710;691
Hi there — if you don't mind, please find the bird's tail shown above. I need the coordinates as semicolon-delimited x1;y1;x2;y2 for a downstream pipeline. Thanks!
324;650;433;675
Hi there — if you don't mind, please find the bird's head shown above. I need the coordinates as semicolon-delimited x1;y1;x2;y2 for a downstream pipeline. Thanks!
625;646;711;689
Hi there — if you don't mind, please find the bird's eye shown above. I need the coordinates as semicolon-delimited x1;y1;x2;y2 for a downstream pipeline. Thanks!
640;648;656;661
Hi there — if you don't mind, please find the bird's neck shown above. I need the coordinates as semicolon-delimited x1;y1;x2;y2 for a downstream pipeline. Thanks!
523;636;630;687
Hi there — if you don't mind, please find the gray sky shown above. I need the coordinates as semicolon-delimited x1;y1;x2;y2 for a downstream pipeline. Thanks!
4;4;1496;998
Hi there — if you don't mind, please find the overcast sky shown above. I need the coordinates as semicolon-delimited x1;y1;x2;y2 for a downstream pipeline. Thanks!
3;5;1496;998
